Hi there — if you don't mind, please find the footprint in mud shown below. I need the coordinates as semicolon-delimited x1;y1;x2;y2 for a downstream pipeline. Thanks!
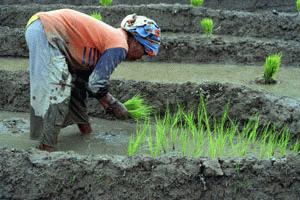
93;131;129;144
0;118;29;134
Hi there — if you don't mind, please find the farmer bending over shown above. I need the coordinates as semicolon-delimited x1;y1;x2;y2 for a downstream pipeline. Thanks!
25;9;161;152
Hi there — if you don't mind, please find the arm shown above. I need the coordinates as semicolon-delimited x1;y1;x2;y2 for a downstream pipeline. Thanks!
88;48;128;119
88;48;127;99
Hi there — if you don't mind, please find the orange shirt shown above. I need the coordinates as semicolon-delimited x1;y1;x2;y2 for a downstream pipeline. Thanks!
37;9;128;70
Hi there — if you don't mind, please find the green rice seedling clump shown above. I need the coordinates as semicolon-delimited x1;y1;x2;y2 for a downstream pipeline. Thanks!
200;18;214;37
90;11;102;21
263;53;282;84
100;0;112;6
124;95;152;120
191;0;204;7
297;0;300;12
127;96;294;159
128;121;148;156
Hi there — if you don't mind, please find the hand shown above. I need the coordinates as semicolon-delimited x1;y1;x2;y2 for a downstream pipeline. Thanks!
107;101;129;120
99;93;128;120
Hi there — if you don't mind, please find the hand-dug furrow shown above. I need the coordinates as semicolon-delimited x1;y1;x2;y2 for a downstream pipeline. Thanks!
0;0;297;12
1;70;300;139
0;148;300;200
1;4;300;41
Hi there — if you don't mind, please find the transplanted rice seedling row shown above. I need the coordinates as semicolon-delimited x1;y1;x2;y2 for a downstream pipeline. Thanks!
127;97;300;159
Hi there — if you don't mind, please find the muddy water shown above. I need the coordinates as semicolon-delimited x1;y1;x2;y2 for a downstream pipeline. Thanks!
0;111;135;155
1;57;300;99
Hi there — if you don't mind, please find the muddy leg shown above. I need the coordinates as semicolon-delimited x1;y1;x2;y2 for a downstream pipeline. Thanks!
40;100;70;147
25;19;72;149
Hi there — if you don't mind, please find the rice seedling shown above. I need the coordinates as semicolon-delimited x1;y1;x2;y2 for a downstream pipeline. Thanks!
292;140;300;153
263;53;282;84
246;115;260;143
191;0;204;7
100;0;112;6
124;95;152;120
277;127;291;156
90;11;102;21
183;111;197;141
258;125;279;159
297;0;300;12
231;131;249;157
200;18;214;37
127;121;148;156
169;106;183;150
192;125;205;157
214;124;227;157
200;96;211;135
227;121;239;146
147;124;156;157
156;120;167;153
180;130;189;156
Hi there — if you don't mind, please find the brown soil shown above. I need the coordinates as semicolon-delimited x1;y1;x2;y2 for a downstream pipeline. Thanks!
0;0;297;12
1;148;300;199
1;5;300;65
1;4;300;40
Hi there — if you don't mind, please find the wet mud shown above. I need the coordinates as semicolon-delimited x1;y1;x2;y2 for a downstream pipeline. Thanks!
1;5;300;65
1;4;300;40
1;70;300;139
0;0;297;12
1;57;300;100
0;111;135;155
0;148;300;199
2;27;300;65
0;118;29;134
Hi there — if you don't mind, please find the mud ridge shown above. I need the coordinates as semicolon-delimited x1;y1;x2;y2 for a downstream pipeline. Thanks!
1;70;300;139
0;0;297;12
0;148;299;199
1;4;300;41
2;27;300;65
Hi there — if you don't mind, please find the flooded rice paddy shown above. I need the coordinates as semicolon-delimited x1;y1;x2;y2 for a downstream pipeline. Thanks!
1;57;300;100
0;111;135;155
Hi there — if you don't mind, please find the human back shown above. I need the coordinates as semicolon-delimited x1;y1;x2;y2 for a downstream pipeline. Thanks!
37;9;128;70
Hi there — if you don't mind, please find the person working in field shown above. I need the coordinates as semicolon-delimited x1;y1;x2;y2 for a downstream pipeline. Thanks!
25;9;161;152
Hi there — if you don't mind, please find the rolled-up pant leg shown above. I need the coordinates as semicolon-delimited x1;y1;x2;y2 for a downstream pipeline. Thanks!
25;19;72;147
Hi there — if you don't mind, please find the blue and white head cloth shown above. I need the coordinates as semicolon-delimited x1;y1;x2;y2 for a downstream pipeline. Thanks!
121;14;161;57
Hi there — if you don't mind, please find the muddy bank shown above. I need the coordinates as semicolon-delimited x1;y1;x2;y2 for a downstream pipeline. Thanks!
0;27;27;57
0;148;299;199
0;0;297;12
1;70;300;138
2;28;300;65
1;5;300;41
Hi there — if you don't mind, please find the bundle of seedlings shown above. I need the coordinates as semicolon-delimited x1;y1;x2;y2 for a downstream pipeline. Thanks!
200;18;214;37
127;97;300;159
191;0;204;7
256;53;282;84
124;95;152;120
100;0;112;6
90;11;102;21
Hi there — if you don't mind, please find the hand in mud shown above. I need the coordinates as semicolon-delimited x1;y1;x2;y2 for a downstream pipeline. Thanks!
106;101;129;120
99;93;128;120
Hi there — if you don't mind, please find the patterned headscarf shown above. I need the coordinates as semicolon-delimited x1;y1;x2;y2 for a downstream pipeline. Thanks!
121;14;161;57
